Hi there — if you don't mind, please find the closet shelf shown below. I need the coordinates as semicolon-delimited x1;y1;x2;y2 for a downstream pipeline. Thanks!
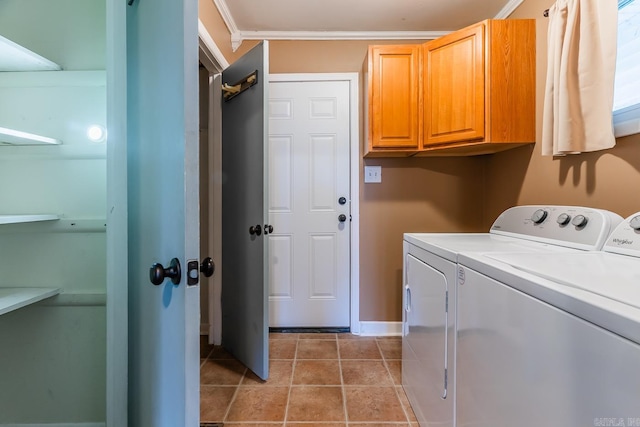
0;34;61;72
0;127;62;146
0;214;59;225
0;287;60;316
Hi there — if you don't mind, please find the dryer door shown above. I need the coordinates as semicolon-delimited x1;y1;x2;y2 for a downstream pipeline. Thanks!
403;253;451;426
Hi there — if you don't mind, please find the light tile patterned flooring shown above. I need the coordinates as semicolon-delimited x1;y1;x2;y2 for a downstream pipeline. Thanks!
200;333;417;426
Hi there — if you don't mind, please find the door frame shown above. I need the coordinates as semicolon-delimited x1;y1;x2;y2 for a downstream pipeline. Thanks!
198;20;227;345
209;73;360;338
106;0;128;424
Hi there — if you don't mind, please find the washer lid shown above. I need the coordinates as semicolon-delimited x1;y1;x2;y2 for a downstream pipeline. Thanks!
460;250;640;345
486;252;640;310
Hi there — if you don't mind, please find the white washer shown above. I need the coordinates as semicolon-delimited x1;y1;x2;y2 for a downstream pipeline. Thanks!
456;212;640;427
402;205;623;427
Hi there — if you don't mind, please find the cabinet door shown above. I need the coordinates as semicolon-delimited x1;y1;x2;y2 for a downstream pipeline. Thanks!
424;23;485;145
367;45;421;151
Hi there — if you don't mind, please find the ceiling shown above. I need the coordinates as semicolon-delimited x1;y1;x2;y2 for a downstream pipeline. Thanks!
212;0;524;51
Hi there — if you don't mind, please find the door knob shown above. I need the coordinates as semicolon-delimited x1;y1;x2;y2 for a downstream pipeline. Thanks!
338;197;347;205
200;257;215;277
149;258;181;286
338;214;347;222
264;224;274;234
249;224;262;236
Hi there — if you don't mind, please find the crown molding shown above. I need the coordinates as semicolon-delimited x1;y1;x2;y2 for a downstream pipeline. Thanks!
212;0;239;35
212;0;524;52
235;30;449;47
494;0;525;18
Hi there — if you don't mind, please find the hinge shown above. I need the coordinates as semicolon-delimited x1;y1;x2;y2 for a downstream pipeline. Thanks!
444;368;448;389
445;290;449;313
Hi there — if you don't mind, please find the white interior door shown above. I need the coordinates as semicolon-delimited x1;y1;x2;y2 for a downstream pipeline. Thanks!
268;79;351;328
123;0;200;425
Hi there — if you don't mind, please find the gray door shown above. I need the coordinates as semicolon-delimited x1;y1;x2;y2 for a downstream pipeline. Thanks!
125;0;200;424
221;41;270;379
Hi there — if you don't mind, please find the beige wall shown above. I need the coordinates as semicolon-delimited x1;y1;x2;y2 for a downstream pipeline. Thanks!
484;0;640;226
200;0;638;323
270;40;486;320
200;11;487;321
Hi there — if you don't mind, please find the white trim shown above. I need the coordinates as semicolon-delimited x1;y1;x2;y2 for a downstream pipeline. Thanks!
3;423;105;427
211;0;242;51
211;0;239;34
614;104;640;138
106;0;128;425
210;0;526;51
348;75;360;336
358;321;403;337
238;30;448;43
199;22;225;346
198;19;230;71
268;73;360;334
494;0;526;18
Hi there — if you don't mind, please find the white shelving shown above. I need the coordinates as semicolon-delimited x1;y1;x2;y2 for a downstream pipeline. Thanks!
0;214;59;225
0;287;60;316
0;35;63;146
0;34;61;72
0;126;62;146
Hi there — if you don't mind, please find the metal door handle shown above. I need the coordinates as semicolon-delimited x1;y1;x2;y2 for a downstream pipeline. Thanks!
200;257;215;277
249;224;262;236
149;258;181;285
264;224;274;234
338;214;347;222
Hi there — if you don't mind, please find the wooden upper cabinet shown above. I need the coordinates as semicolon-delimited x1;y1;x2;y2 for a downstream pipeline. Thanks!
424;23;485;145
365;45;421;156
363;19;535;157
421;19;536;155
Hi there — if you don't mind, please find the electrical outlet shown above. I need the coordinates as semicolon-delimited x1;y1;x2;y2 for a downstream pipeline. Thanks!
364;165;382;183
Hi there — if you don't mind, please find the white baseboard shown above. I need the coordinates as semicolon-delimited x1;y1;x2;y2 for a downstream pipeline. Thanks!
200;323;210;335
3;423;105;427
358;321;402;336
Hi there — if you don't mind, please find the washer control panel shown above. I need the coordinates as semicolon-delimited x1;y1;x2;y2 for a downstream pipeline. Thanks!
490;205;623;250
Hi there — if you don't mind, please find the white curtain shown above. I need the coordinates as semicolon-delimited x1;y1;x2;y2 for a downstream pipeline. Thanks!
542;0;618;156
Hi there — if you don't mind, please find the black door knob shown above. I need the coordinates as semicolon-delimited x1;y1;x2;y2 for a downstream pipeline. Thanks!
264;224;274;234
338;197;347;205
249;224;262;236
200;257;215;277
338;214;347;222
149;258;181;286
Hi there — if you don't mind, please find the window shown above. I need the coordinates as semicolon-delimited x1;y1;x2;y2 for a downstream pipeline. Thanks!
613;0;640;137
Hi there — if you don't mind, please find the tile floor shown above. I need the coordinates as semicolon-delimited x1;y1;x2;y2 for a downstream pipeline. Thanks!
200;333;417;426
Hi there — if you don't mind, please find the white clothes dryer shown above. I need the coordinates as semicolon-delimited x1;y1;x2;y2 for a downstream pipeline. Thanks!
456;212;640;427
402;205;622;427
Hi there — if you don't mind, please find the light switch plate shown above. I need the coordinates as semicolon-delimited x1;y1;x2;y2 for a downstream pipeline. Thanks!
364;165;382;183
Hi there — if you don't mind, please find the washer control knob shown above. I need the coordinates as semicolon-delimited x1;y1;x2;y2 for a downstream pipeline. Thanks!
571;214;588;228
531;209;548;224
556;213;571;226
630;215;640;230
